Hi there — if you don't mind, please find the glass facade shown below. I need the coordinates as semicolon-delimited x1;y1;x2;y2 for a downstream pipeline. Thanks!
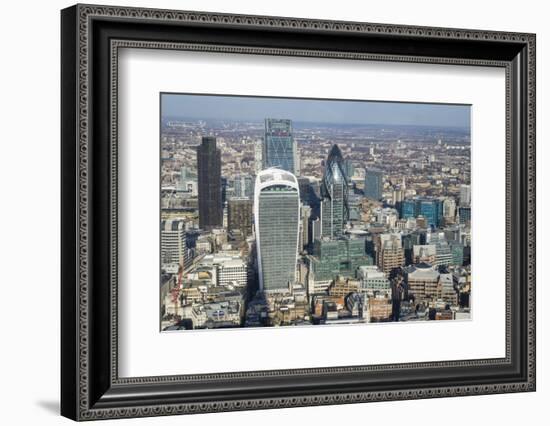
232;173;254;198
348;193;362;221
255;169;300;292
418;199;443;228
197;136;223;229
320;145;349;237
450;242;464;266
398;200;417;219
344;159;354;179
434;239;453;266
264;118;296;174
458;206;471;225
397;198;443;228
311;237;373;282
364;168;384;200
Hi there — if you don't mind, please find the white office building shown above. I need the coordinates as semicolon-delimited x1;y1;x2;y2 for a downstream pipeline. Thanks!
459;184;471;207
195;253;248;288
254;168;300;293
161;219;190;270
443;197;457;219
358;265;391;295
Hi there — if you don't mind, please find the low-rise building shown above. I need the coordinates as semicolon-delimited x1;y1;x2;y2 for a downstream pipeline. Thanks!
194;253;248;288
357;265;390;296
413;244;436;264
377;233;405;274
328;277;361;297
404;262;440;301
309;236;373;282
367;295;393;322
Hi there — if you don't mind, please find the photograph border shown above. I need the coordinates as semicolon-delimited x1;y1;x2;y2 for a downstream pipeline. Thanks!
157;90;473;334
61;4;535;421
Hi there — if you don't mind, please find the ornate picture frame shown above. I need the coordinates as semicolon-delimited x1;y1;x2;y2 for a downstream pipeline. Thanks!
61;4;536;420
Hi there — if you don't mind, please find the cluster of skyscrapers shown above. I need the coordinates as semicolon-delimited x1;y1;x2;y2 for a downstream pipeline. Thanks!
160;114;472;331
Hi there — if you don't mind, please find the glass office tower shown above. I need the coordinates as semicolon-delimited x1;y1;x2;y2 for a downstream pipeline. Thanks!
398;200;417;219
417;199;443;228
320;144;349;237
264;118;296;174
364;168;384;200
197;136;223;230
397;198;443;228
254;168;300;292
310;237;372;281
232;173;254;198
458;206;471;225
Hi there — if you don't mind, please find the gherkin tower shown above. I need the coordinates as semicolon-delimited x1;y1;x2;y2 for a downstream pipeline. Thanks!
320;144;349;237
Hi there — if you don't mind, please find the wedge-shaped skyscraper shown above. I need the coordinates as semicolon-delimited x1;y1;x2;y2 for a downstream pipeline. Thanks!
254;168;300;292
263;118;297;174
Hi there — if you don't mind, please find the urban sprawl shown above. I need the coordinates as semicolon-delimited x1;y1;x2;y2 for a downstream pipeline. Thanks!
160;116;471;331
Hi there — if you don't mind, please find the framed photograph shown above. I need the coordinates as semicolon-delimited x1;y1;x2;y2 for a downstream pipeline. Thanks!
61;4;536;421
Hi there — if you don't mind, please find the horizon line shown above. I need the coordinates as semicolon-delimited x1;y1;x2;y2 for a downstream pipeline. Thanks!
162;115;471;131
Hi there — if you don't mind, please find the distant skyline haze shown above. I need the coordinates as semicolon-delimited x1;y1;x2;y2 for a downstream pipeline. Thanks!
162;93;471;129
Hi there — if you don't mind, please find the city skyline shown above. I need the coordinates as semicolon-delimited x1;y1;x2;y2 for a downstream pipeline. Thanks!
162;93;471;129
160;94;472;331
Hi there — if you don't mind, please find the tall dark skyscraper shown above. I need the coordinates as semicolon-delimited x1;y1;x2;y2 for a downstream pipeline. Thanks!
197;136;223;230
364;168;384;200
264;118;297;174
320;144;349;237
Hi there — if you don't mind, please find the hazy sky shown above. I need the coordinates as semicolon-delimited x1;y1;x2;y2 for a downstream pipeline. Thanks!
161;93;470;128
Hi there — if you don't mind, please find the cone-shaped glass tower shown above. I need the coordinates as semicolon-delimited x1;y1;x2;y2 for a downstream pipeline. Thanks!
320;144;349;237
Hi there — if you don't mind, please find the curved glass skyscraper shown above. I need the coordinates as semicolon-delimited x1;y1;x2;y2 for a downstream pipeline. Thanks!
254;168;300;293
320;144;349;237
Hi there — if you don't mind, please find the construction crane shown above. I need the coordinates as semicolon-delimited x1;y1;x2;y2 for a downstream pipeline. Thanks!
170;265;184;323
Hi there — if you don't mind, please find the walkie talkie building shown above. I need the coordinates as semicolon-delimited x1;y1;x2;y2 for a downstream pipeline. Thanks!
254;168;300;293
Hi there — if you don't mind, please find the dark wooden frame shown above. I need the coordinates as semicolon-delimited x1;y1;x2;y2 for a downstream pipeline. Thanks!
61;3;536;421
